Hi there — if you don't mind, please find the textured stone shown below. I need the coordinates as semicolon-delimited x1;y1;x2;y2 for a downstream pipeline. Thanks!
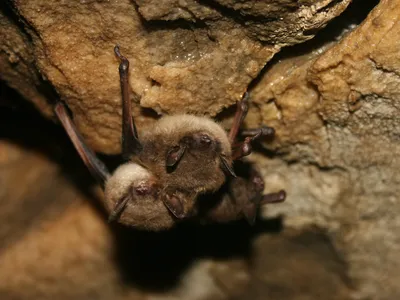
0;107;130;299
5;0;400;300
248;0;400;299
136;0;351;44
1;0;349;154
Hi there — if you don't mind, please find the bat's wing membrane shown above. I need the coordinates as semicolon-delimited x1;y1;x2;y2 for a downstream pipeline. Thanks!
54;102;110;186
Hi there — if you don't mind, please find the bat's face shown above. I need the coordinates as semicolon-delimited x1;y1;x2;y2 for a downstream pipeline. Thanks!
174;132;224;166
165;130;231;192
138;114;233;194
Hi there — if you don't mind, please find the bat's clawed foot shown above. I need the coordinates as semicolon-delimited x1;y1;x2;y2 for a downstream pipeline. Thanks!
242;190;286;226
228;91;277;161
237;92;249;115
114;45;130;77
114;45;127;61
260;190;286;205
232;125;276;160
260;125;275;137
232;138;252;160
241;126;275;140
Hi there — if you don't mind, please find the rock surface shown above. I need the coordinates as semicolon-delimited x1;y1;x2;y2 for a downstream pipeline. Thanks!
1;0;349;153
0;101;132;300
3;0;400;300
252;1;400;299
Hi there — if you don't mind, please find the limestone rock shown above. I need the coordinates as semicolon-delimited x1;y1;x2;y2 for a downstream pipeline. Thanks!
4;0;400;300
0;104;134;300
250;0;400;299
1;0;349;153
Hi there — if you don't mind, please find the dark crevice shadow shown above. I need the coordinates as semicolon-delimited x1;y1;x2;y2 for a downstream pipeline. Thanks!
1;0;34;44
278;0;379;57
0;81;110;219
110;217;283;292
108;152;284;292
129;0;292;32
0;0;74;107
249;0;380;90
198;0;280;23
109;161;284;292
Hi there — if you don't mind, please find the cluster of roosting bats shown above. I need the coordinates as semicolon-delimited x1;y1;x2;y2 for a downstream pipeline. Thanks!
54;46;286;231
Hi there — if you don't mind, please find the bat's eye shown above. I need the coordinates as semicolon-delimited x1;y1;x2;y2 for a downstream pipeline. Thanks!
191;133;214;149
135;182;153;195
199;134;212;145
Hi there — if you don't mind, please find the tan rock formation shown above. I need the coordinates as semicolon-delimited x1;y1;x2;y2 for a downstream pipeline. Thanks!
3;0;400;300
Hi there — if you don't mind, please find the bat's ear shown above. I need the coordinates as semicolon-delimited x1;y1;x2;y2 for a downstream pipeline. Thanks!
162;193;186;219
242;203;257;225
219;155;237;177
166;145;186;167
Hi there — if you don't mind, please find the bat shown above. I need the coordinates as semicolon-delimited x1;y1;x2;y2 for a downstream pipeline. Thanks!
199;161;286;226
54;45;286;231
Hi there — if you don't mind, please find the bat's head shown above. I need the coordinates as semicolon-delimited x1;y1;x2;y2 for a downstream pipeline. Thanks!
105;163;181;230
142;115;233;193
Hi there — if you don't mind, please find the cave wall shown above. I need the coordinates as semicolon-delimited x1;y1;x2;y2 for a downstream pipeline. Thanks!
2;0;400;299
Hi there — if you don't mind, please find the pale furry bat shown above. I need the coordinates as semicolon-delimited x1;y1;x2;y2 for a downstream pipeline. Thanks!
54;45;286;231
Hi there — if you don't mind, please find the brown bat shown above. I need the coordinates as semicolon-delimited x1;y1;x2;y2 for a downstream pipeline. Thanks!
54;45;286;231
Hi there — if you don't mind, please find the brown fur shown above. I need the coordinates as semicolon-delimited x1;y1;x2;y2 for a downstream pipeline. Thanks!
203;174;264;224
104;163;171;230
103;113;284;230
136;115;231;193
55;46;285;231
104;115;233;230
